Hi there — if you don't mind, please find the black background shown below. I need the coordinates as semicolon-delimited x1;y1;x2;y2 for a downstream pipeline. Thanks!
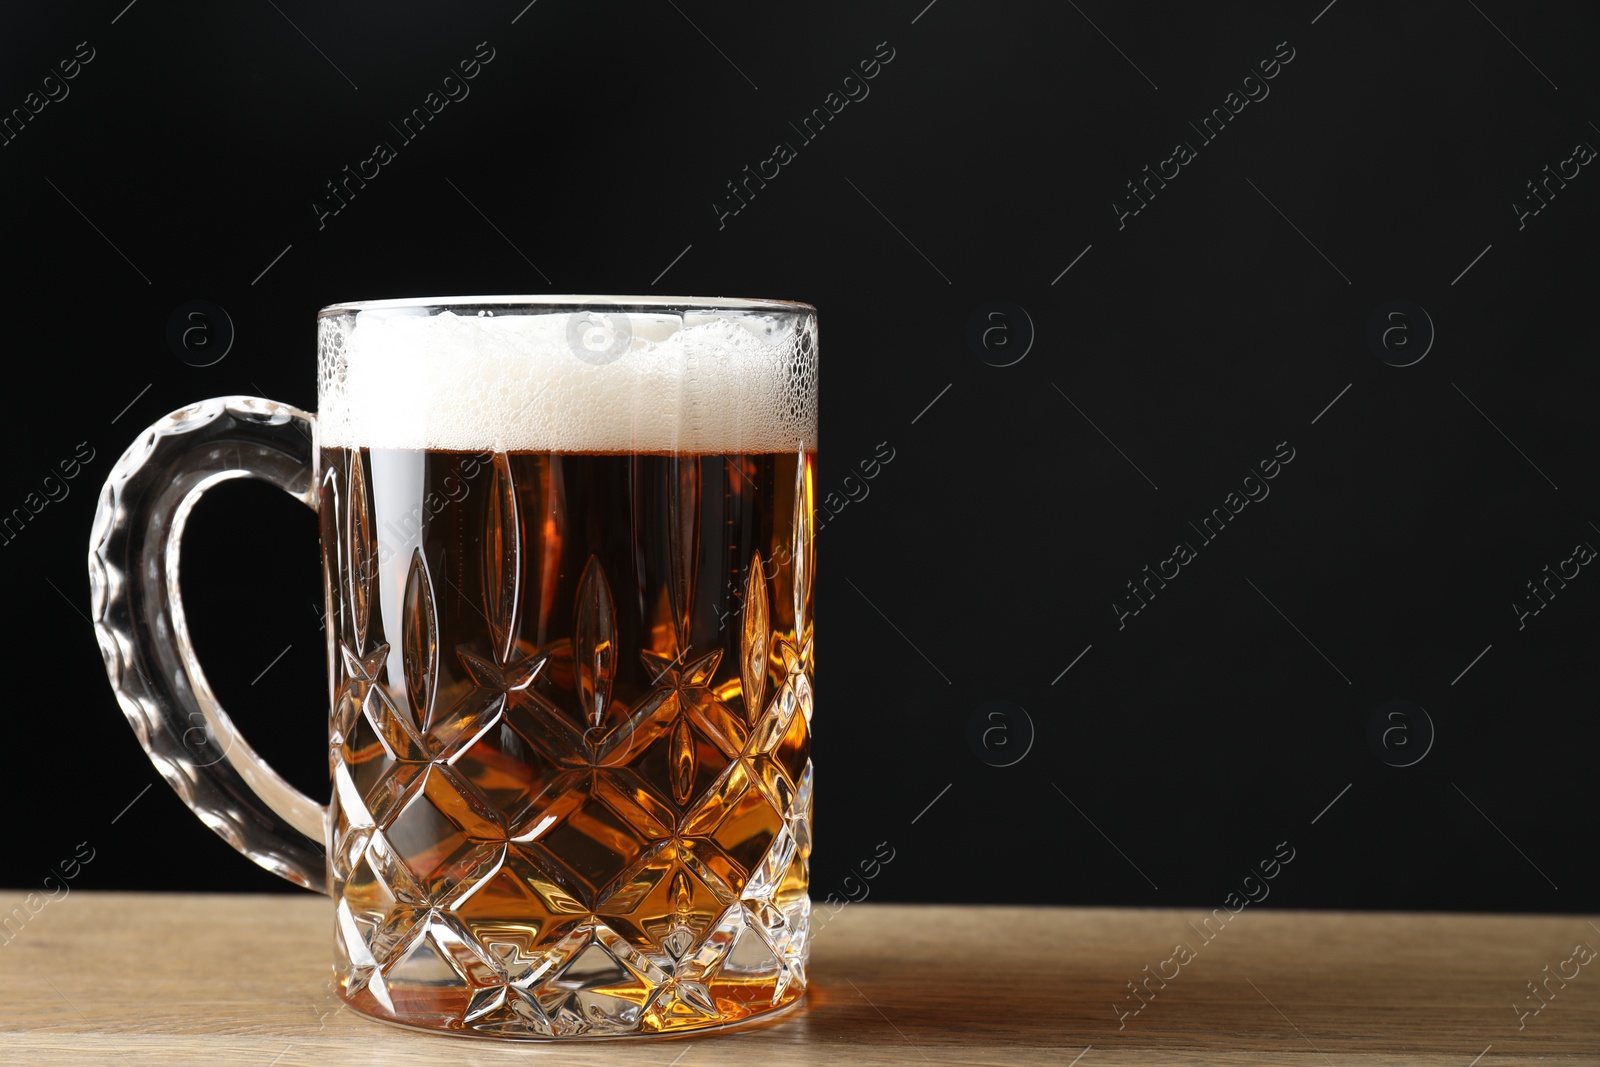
2;0;1596;916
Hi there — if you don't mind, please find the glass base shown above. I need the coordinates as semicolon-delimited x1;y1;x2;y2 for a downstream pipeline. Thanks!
338;971;808;1040
333;894;811;1039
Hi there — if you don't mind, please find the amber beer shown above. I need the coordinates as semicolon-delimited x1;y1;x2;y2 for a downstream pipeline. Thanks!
316;303;816;1036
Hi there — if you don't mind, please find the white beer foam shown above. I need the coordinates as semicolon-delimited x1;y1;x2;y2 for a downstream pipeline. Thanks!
318;308;817;453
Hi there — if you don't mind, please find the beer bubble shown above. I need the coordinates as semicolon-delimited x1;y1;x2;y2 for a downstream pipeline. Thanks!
566;305;632;366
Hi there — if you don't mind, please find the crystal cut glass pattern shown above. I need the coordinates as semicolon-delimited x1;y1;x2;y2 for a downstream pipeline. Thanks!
322;449;813;1037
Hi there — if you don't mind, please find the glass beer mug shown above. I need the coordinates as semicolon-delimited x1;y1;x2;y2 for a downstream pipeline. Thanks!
88;297;817;1038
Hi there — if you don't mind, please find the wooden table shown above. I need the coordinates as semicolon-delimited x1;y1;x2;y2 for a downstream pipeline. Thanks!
1;892;1595;1064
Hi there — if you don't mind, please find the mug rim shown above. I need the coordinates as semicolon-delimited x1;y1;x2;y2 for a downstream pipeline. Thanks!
318;294;815;318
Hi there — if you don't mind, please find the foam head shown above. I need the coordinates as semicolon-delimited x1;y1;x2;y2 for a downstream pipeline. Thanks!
317;302;817;453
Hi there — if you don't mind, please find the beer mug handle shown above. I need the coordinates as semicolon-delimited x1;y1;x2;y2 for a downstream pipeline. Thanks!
89;397;329;893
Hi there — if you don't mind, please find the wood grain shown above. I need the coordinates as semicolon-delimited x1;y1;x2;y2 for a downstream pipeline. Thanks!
0;892;1595;1064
